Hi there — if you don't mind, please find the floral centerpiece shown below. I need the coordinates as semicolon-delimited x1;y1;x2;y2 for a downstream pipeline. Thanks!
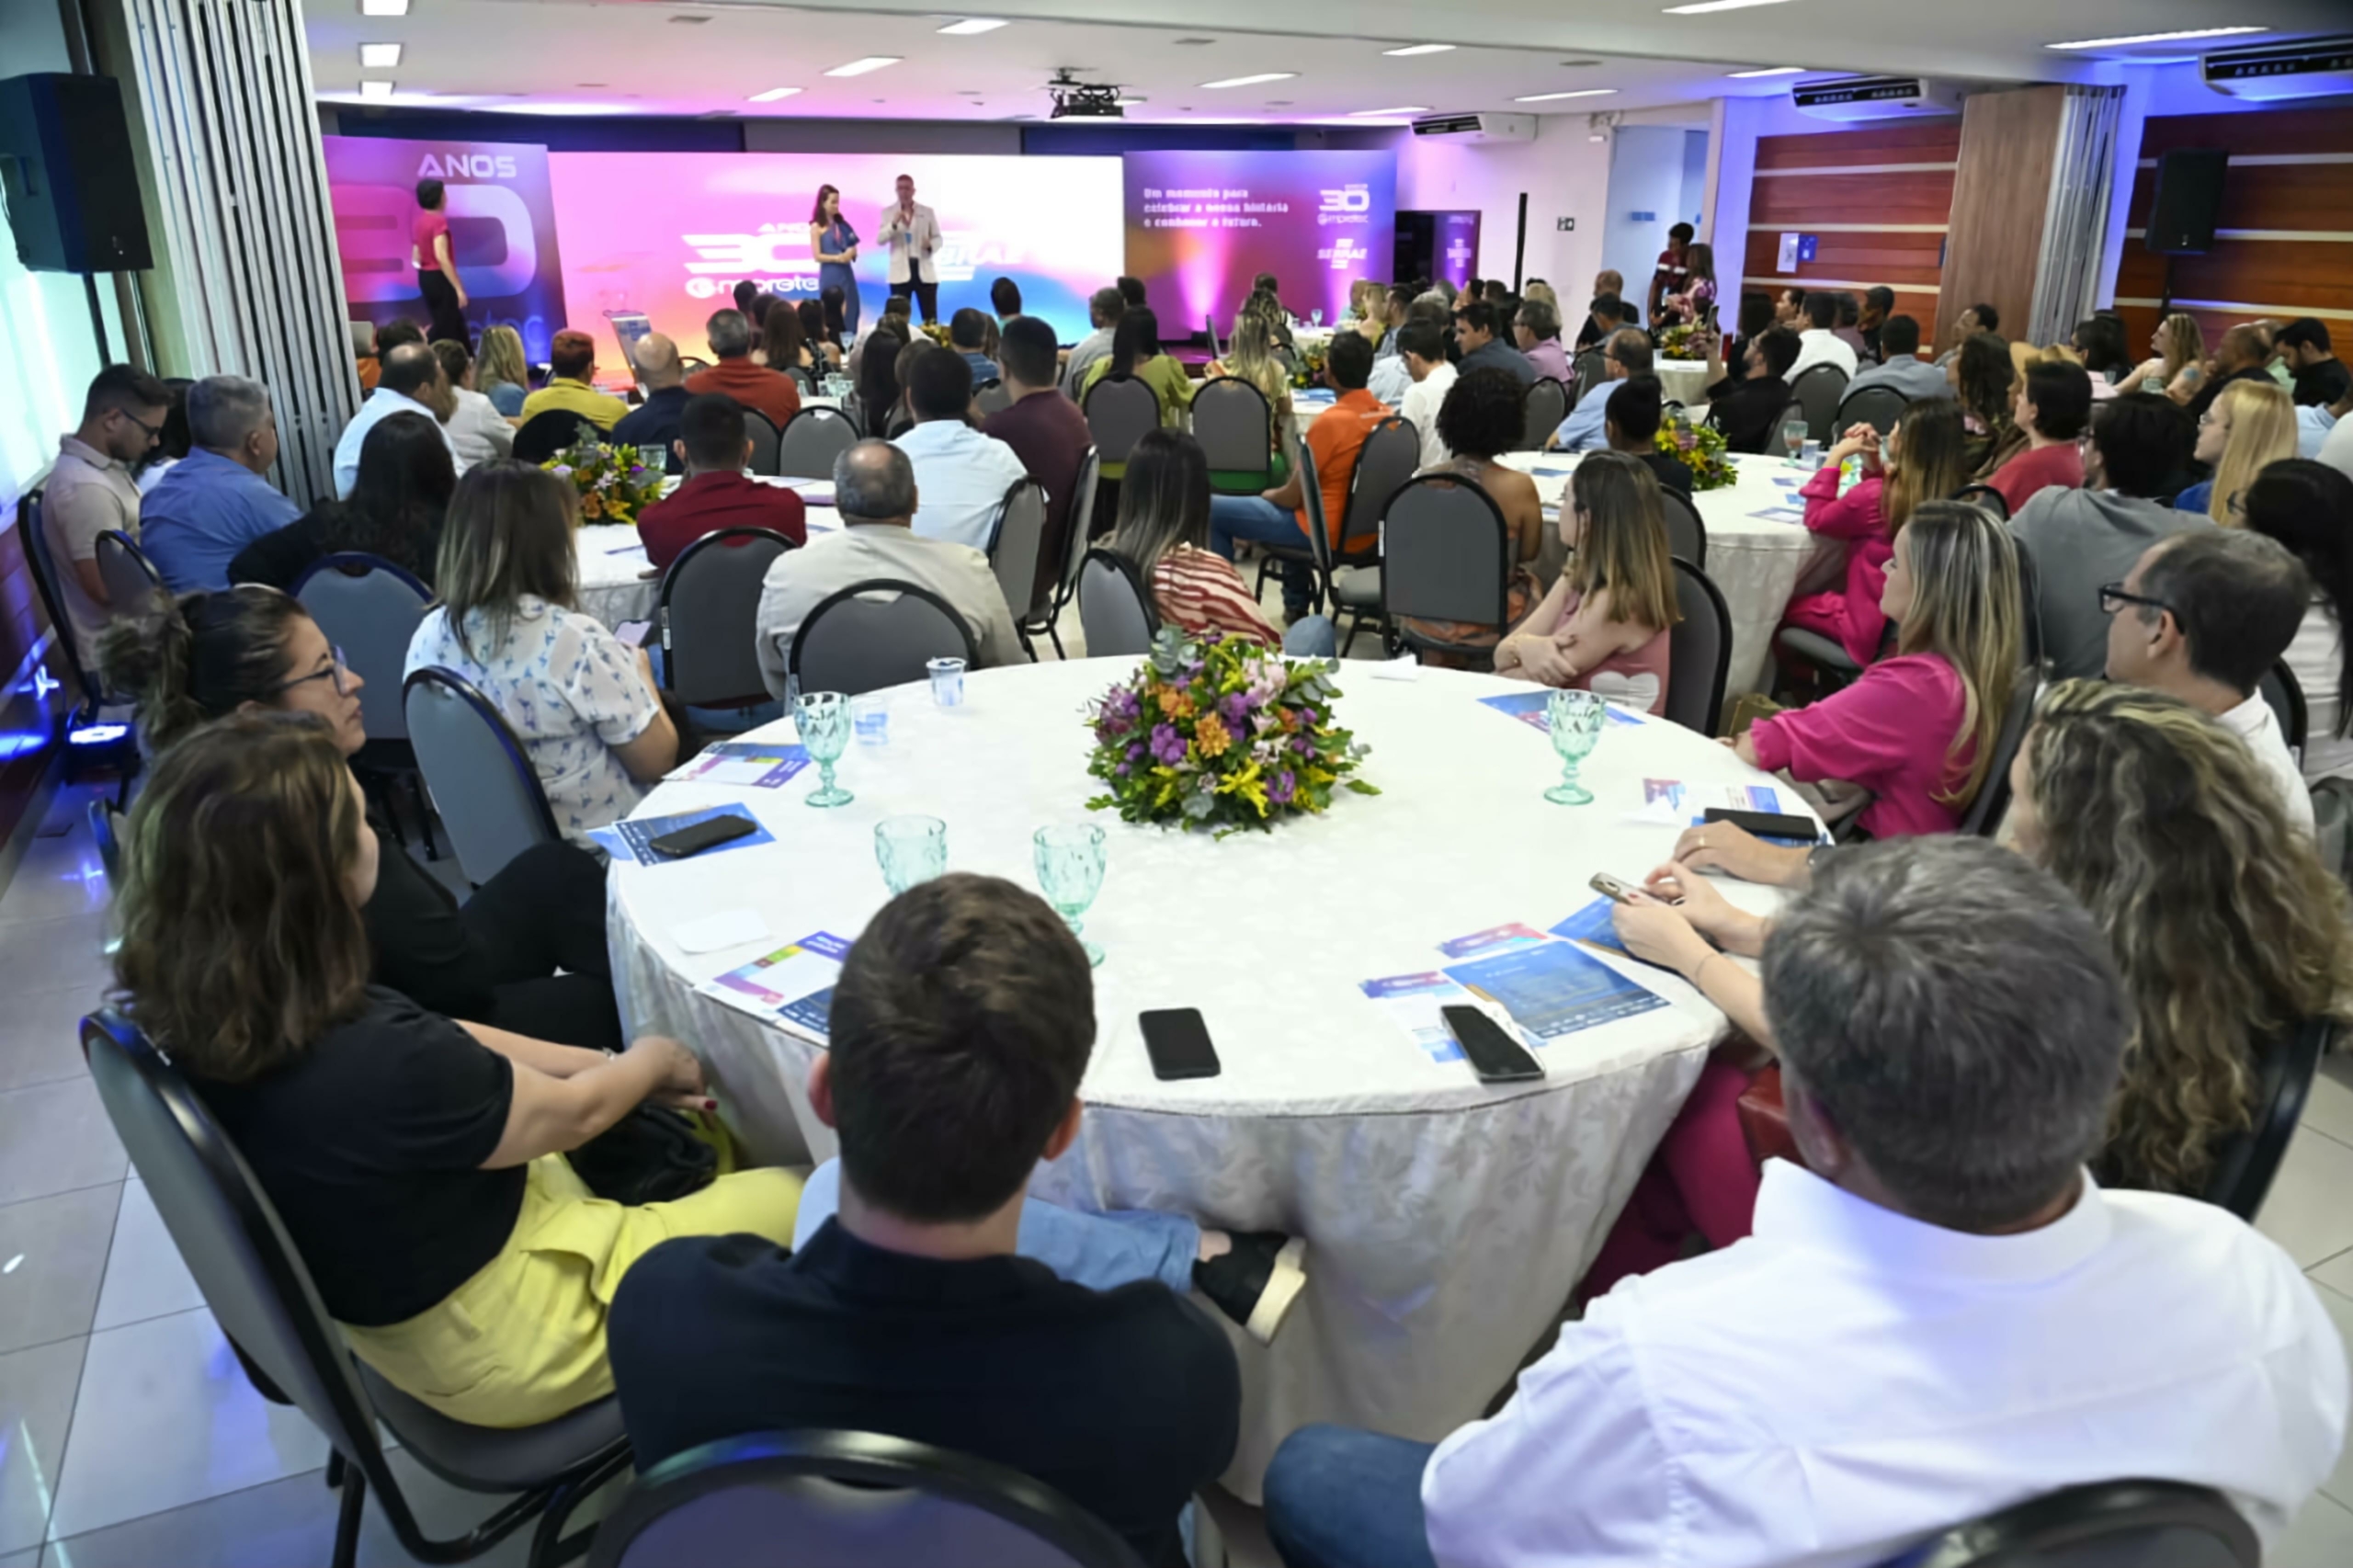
1085;629;1377;835
1290;338;1328;390
1656;321;1711;362
918;321;952;348
542;437;666;526
1655;413;1737;493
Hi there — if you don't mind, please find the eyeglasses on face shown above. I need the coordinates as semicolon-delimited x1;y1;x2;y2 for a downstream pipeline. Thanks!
2097;582;2170;619
273;644;354;698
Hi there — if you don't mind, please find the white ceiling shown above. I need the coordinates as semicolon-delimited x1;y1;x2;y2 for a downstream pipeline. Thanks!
305;0;2352;125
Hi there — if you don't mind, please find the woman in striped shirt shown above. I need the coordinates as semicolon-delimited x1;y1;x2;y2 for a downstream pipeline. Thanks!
1108;429;1337;658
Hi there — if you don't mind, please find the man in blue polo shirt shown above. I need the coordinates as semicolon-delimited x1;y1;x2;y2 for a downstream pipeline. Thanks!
139;376;302;591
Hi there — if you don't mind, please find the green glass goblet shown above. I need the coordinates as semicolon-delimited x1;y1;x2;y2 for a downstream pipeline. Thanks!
1545;687;1607;806
1032;823;1107;967
795;690;854;808
874;815;947;896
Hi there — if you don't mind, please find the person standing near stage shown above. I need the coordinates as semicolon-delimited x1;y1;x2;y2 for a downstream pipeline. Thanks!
411;177;470;347
809;185;862;340
878;173;942;326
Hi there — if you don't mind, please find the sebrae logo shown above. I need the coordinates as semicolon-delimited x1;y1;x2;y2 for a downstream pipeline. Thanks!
1316;236;1370;271
416;152;518;180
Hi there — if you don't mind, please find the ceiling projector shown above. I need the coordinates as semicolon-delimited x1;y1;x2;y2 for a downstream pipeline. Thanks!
1047;71;1124;119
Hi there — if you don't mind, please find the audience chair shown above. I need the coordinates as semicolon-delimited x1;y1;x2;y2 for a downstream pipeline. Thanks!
1774;626;1866;696
1665;559;1733;737
659;528;797;709
1836;383;1908;437
80;1010;631;1568
1191;377;1278;494
402;666;562;886
1777;398;1809;444
2314;778;2353;892
1658;487;1707;571
512;411;598;465
1036;448;1101;659
295;552;438;846
1571;349;1609;407
1522;378;1570;453
986;478;1049;656
1082;376;1162;470
585;1429;1142;1568
1951;482;2010;521
1789;364;1849;443
786;366;818;399
1898;1479;2256;1568
1299;438;1380;657
1076;548;1160;658
20;492;102;705
1342;416;1420;562
1958;665;2044;838
2259;661;2307;759
741;409;782;477
88;799;125;886
789;579;980;697
776;406;860;481
2203;1017;2334;1223
1381;475;1515;665
974;378;1014;417
96;528;168;620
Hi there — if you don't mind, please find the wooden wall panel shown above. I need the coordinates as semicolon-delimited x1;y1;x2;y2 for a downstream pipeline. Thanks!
1754;120;1963;170
1749;172;1958;225
1938;85;2070;347
1735;121;1960;323
2126;163;2353;234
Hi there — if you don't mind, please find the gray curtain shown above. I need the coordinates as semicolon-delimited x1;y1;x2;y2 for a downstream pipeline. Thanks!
2029;85;2127;349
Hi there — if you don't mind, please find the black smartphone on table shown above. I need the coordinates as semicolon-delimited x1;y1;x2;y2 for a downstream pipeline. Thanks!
1442;1005;1545;1085
1140;1008;1222;1080
647;813;760;859
1701;807;1824;844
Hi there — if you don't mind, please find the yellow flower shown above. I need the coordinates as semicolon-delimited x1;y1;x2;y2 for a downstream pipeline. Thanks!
1194;713;1232;758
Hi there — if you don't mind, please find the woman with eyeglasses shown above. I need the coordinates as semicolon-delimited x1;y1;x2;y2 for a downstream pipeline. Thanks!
99;585;625;1051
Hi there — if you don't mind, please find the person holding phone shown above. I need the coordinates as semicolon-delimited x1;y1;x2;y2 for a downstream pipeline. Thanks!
1780;399;1969;669
877;173;942;326
808;184;861;339
411;177;470;347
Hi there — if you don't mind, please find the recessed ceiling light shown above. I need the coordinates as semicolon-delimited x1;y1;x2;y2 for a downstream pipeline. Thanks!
1199;73;1295;89
1383;44;1454;56
359;79;394;99
937;17;1007;34
1267;99;1293;106
1727;65;1807;77
670;15;712;23
358;0;409;15
577;83;607;88
1175;38;1215;46
1663;0;1798;13
1350;106;1430;116
824;56;902;77
1116;97;1147;106
359;42;401;67
747;86;801;101
1556;59;1604;67
1515;88;1618;102
2047;27;2267;51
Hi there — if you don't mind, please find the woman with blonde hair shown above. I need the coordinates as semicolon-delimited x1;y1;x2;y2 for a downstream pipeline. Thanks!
1496;449;1680;715
2129;312;2208;404
2177;377;2296;522
1782;398;1969;666
1203;310;1295;488
474;324;530;418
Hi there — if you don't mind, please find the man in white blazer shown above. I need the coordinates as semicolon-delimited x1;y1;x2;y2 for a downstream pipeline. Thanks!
879;173;943;325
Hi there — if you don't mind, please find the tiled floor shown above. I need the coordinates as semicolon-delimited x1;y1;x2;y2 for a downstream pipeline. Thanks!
5;596;2353;1566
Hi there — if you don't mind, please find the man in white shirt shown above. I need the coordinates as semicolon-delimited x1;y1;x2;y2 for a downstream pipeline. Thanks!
2105;528;2317;835
333;343;464;498
755;440;1021;700
1060;287;1124;398
891;347;1030;551
877;173;944;325
1392;321;1459;470
1262;835;2347;1568
1788;290;1860;384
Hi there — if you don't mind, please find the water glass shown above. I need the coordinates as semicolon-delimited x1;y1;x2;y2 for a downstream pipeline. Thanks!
852;693;890;746
1032;823;1107;967
1779;418;1808;465
927;656;967;708
1545;688;1607;806
874;815;947;896
1799;438;1823;469
794;690;854;808
1311;307;1325;327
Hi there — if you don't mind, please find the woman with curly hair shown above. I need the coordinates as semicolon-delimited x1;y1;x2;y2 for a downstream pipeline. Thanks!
1948;331;2022;476
2128;312;2209;404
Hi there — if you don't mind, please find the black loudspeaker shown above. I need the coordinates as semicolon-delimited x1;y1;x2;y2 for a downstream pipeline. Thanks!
2143;148;2229;256
0;73;153;273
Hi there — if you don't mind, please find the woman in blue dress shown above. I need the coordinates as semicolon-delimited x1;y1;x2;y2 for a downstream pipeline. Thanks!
808;185;860;340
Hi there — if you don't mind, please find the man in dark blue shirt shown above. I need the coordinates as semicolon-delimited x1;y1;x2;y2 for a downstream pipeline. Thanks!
140;376;302;591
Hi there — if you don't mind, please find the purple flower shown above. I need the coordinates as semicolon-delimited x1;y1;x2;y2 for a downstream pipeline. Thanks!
1115;763;1131;776
1269;770;1297;805
1105;686;1140;722
1220;691;1252;727
1290;734;1315;755
1126;742;1144;762
1150;723;1187;766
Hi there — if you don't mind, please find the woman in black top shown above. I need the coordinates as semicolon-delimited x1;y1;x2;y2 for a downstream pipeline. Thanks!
99;585;620;1050
110;713;802;1426
229;412;453;591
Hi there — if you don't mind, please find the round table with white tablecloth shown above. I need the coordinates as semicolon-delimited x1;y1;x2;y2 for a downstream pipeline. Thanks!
573;486;844;632
1654;358;1714;412
608;657;1807;1494
1501;450;1836;698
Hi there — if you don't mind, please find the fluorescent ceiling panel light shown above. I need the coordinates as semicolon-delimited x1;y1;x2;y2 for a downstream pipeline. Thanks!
937;17;1007;34
1727;65;1806;77
1199;73;1295;89
1515;88;1617;102
2046;27;2267;51
1351;106;1430;116
1664;0;1798;13
359;79;394;99
359;42;402;67
1383;44;1454;56
824;56;902;77
359;0;409;15
747;85;802;101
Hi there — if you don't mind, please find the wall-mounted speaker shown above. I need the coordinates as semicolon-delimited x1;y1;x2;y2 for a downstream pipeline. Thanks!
0;73;154;273
2143;148;2229;256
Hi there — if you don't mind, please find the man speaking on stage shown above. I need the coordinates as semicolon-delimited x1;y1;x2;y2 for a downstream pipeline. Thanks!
879;173;943;325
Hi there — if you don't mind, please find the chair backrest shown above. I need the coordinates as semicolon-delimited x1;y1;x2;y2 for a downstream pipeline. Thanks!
2259;660;2307;757
1951;481;2010;521
659;528;796;707
1076;548;1159;658
1657;486;1707;570
291;553;432;744
1957;665;2042;837
1899;1479;2256;1568
1381;475;1512;631
1339;416;1422;559
974;378;1014;417
1082;376;1162;467
1190;376;1275;478
89;800;124;884
1790;363;1849;441
97;528;168;620
776;405;859;481
586;1430;1142;1568
513;410;597;465
19;490;101;699
1522;377;1570;452
402;666;562;884
1049;447;1103;619
2202;1017;2333;1221
789;578;979;697
987;477;1050;625
787;365;817;398
1665;558;1732;735
1777;399;1809;446
1572;348;1609;406
741;408;782;476
1298;437;1336;587
1836;382;1909;437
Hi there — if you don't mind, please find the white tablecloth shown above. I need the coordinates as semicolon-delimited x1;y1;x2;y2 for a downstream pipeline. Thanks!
1655;359;1714;411
574;494;842;631
1502;451;1835;697
608;657;1804;1493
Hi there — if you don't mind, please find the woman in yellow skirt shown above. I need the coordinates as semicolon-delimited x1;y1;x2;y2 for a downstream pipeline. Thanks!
109;712;801;1429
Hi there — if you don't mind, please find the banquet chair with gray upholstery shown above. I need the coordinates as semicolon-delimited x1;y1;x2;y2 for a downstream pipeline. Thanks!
402;666;562;887
96;528;168;620
1076;548;1159;659
1522;379;1570;453
1036;447;1102;658
659;528;797;710
1081;377;1162;470
1665;558;1732;737
1790;363;1849;443
1190;377;1277;494
1381;475;1514;665
1902;1479;2256;1568
789;579;981;698
1656;487;1707;571
986;478;1049;657
740;410;781;477
1836;383;1908;437
777;406;860;481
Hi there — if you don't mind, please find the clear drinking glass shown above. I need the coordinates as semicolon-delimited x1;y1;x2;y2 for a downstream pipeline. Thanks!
1780;418;1808;465
874;815;947;895
1311;307;1325;327
1033;823;1108;967
794;690;854;807
1545;688;1607;806
852;692;889;746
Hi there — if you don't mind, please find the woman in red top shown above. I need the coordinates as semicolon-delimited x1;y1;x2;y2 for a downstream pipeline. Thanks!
412;177;469;347
1986;358;2091;515
1781;397;1967;667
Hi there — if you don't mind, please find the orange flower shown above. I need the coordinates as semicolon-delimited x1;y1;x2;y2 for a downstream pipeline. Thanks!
1193;713;1232;758
1163;689;1197;721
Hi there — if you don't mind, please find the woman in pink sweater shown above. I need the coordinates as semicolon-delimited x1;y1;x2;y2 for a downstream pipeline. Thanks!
1781;398;1968;666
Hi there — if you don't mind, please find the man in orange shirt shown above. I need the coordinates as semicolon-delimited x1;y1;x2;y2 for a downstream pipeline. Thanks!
1207;332;1388;622
685;308;801;433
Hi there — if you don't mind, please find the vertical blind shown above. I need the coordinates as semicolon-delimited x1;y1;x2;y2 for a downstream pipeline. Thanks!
2029;85;2126;350
117;0;355;506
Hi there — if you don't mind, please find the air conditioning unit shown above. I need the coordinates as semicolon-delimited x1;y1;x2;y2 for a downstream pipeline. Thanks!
1791;75;1962;122
1411;112;1536;143
2203;35;2353;102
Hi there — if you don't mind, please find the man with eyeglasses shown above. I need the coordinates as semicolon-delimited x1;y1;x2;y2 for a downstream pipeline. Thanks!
1547;329;1653;453
45;365;172;670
